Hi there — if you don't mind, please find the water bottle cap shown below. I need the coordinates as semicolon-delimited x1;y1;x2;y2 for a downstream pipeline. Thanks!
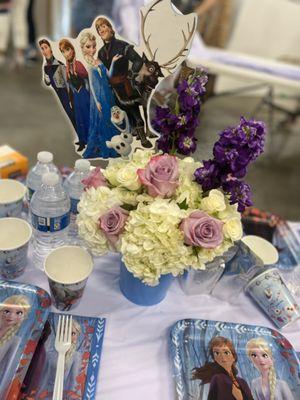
75;159;91;172
42;172;59;186
37;151;53;163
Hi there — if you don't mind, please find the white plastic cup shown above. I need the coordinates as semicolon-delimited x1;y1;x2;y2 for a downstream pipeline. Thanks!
44;246;93;310
0;179;26;218
0;217;32;278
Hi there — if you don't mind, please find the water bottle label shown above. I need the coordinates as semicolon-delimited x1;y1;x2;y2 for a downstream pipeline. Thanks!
28;188;35;201
31;212;70;232
70;198;80;215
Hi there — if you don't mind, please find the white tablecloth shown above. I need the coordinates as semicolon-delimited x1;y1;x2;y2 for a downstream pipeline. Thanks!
16;251;300;400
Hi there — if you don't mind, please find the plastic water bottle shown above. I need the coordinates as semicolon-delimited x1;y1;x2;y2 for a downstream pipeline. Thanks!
64;159;91;241
26;151;60;202
30;172;70;269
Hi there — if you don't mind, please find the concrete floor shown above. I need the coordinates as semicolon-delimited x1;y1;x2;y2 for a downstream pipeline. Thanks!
0;65;299;219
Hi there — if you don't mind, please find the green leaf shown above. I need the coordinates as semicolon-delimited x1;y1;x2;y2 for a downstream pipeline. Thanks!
178;199;188;210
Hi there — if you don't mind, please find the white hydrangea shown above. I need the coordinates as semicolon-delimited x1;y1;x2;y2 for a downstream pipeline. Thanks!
121;199;193;286
112;187;138;206
175;158;203;208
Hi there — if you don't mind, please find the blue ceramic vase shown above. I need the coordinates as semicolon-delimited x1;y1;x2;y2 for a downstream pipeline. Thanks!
119;261;173;306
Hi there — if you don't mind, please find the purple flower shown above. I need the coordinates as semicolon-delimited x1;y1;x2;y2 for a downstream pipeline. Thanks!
194;160;221;191
226;180;253;212
152;106;178;135
180;210;224;249
137;154;179;198
156;134;172;153
98;207;129;246
177;133;197;155
191;73;208;96
82;167;107;190
177;79;199;111
151;67;208;156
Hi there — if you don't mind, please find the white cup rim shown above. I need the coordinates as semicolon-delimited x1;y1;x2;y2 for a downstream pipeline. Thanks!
241;235;279;265
0;217;32;251
245;267;279;292
44;245;93;284
0;179;27;204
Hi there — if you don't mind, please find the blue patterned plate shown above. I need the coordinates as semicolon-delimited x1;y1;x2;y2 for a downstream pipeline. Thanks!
170;319;300;400
20;313;106;400
0;280;51;399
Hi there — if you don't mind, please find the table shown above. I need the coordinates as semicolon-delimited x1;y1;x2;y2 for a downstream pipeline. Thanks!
16;250;300;399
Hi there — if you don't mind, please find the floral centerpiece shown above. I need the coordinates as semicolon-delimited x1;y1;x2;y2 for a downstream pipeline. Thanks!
77;115;266;289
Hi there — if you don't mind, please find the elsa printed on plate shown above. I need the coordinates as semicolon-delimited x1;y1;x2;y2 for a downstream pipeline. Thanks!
0;180;26;218
245;269;300;329
0;218;32;279
0;294;31;397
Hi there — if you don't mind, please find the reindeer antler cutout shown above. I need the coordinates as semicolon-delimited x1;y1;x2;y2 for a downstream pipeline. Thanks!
160;17;196;74
140;0;162;61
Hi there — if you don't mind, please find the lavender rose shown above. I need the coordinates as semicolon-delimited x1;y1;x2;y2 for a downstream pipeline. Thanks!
82;167;107;190
98;207;129;245
137;154;179;197
180;210;224;249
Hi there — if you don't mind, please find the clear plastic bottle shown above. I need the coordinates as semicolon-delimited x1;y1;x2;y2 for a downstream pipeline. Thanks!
30;172;70;269
63;159;91;241
26;151;61;203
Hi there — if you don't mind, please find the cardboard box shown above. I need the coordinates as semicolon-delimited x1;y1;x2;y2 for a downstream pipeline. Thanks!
0;145;29;179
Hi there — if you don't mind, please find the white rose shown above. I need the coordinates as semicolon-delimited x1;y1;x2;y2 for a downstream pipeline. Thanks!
201;189;226;213
116;165;141;191
131;149;155;167
218;202;240;221
103;159;126;186
223;218;243;241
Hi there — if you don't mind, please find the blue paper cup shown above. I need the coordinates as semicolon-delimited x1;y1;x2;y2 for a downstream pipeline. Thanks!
0;179;26;218
0;217;32;279
44;246;93;311
119;261;173;306
245;268;300;329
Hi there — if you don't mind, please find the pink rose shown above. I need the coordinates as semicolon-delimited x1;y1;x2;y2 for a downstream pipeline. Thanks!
137;154;179;197
82;167;107;190
98;207;129;245
180;210;224;249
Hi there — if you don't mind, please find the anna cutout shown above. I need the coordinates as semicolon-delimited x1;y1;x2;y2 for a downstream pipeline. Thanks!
192;336;254;400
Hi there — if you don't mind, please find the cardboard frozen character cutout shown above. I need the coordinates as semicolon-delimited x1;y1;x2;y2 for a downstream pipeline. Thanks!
39;0;197;160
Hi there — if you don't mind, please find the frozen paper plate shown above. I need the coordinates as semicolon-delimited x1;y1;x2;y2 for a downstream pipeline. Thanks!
20;312;106;400
0;280;51;399
170;319;300;400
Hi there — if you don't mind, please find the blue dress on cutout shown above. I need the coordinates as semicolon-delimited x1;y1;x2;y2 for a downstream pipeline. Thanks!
83;63;119;159
68;61;90;146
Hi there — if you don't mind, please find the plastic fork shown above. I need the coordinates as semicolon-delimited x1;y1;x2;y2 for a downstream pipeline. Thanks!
53;315;72;400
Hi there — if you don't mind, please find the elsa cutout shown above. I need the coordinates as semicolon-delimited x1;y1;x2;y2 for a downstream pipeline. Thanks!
0;295;31;396
80;31;121;159
246;337;295;400
38;318;82;398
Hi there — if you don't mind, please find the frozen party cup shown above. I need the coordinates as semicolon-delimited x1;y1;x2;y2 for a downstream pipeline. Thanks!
44;246;93;311
0;179;26;217
245;268;300;329
0;218;32;279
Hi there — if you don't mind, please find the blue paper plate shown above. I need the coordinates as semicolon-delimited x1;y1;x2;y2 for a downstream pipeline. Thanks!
0;280;51;399
170;319;300;400
20;312;106;400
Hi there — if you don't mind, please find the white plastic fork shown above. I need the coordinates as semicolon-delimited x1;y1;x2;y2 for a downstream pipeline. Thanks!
53;315;72;400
